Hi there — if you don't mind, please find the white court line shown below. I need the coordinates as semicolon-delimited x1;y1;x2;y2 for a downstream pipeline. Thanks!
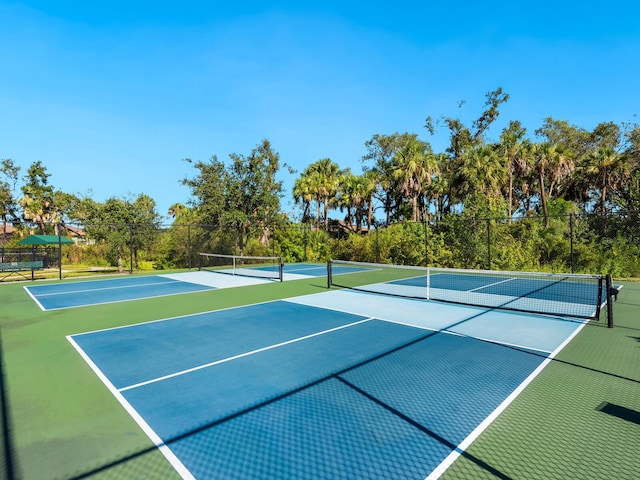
71;298;285;337
34;288;213;311
468;277;516;292
285;265;326;273
22;285;46;311
425;317;589;480
66;335;195;480
32;278;183;297
119;317;373;392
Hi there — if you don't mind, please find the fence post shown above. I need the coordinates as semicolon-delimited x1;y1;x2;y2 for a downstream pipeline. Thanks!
234;223;239;256
187;224;192;269
424;218;429;266
57;225;62;280
129;224;134;274
569;214;574;273
375;224;380;263
303;224;308;263
486;218;491;271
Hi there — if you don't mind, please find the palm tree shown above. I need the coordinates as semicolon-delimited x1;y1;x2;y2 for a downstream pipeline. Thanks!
499;121;528;219
301;158;342;229
362;133;404;224
430;153;451;220
337;174;370;231
293;175;316;226
459;145;506;202
583;146;629;219
531;143;573;226
391;136;438;222
167;203;188;219
362;169;380;228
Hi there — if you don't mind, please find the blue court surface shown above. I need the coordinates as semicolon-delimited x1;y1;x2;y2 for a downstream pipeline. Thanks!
337;268;613;320
68;291;585;479
24;275;216;311
24;263;362;311
392;273;603;305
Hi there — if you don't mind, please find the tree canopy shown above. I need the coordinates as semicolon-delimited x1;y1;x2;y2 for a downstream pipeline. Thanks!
2;88;639;275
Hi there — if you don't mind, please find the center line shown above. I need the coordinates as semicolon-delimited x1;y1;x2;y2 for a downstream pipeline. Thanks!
468;277;516;292
119;317;373;392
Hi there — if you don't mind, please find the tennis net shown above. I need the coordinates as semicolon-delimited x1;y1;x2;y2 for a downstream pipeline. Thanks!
327;259;609;320
198;253;284;282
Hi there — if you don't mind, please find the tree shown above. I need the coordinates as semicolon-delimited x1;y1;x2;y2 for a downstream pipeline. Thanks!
295;158;341;229
499;121;529;218
425;87;509;214
89;194;161;272
535;118;590;159
619;122;640;211
168;203;189;219
181;155;228;226
583;147;630;218
20;161;57;234
293;175;314;224
0;159;21;239
362;169;379;228
531;143;573;226
183;139;283;254
225;139;283;252
337;174;372;231
362;133;405;224
459;145;506;204
391;134;438;221
430;153;453;220
536;119;626;210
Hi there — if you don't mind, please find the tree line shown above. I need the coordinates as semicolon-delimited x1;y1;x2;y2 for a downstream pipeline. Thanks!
1;87;639;274
294;88;639;231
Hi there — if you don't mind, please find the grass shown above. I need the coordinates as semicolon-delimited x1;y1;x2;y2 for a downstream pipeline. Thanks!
0;270;638;479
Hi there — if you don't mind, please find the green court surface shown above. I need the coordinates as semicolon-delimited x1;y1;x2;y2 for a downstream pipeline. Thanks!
0;269;638;479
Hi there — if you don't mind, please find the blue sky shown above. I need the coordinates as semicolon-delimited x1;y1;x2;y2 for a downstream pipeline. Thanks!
1;1;639;221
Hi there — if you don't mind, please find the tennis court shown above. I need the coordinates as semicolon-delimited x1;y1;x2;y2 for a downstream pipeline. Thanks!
4;256;637;480
24;262;355;311
68;272;592;479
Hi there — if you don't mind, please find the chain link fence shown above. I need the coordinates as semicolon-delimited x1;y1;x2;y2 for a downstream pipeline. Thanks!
1;212;638;280
332;212;640;276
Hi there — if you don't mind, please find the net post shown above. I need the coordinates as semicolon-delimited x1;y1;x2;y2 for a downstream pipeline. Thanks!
594;276;603;321
606;274;614;328
197;252;202;271
278;257;284;282
327;260;332;289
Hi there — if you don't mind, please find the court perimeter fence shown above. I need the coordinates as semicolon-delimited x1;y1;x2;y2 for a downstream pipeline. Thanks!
1;211;639;280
